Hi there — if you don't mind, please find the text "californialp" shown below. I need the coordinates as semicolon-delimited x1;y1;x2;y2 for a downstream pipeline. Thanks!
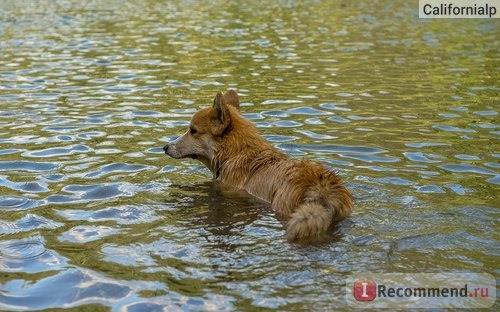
419;0;499;18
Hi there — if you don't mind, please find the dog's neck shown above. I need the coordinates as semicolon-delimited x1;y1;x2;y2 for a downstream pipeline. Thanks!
210;116;289;202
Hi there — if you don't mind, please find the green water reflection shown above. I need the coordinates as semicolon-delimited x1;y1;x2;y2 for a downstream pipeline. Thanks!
0;0;498;311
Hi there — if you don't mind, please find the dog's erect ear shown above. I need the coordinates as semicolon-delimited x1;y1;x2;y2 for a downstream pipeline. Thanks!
212;91;230;126
222;90;240;111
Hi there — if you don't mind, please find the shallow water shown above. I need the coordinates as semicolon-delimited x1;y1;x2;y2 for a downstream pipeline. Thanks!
0;0;498;311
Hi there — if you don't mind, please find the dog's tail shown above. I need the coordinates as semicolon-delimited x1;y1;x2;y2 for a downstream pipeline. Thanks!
285;202;332;243
285;192;352;243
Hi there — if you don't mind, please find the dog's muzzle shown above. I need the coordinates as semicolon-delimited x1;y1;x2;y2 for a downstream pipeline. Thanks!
163;144;198;159
162;144;170;154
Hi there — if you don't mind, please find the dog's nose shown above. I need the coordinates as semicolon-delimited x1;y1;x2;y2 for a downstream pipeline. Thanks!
163;144;169;152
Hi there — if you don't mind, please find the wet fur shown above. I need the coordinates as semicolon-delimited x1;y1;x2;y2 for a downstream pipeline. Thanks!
164;90;353;243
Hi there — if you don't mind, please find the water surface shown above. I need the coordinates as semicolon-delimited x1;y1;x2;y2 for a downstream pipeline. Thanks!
0;0;498;311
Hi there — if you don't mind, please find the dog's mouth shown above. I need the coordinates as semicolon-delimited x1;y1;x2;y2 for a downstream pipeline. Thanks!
163;144;198;159
163;150;198;160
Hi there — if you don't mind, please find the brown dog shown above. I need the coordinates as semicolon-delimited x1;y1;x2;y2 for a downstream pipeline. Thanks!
164;90;353;243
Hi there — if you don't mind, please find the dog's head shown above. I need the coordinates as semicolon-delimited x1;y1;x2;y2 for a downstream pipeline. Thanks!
163;90;240;169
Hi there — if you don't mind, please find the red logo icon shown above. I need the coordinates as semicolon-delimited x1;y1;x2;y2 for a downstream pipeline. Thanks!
353;279;377;301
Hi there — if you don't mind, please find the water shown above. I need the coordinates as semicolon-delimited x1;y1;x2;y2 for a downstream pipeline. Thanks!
0;0;498;310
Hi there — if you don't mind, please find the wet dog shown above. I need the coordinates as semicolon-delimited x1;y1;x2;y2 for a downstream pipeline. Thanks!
164;90;352;243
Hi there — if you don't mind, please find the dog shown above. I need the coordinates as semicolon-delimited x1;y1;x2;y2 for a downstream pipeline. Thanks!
163;90;353;243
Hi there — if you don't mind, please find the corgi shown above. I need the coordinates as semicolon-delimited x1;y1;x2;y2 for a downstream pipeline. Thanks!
163;90;353;243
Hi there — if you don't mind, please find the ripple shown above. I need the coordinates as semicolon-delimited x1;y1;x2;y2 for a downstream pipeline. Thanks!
55;205;160;225
439;113;460;118
272;120;303;127
319;103;351;111
47;182;166;203
47;183;139;203
42;126;81;133
405;142;450;148
0;268;132;309
168;80;189;87
336;92;354;97
403;152;444;163
20;213;62;228
85;162;155;178
305;118;324;125
77;131;107;139
261;99;303;105
279;144;387;155
101;244;157;267
358;165;396;172
276;144;306;155
0;160;59;172
471;123;498;130
0;214;63;234
59;225;120;243
42;118;76;126
0;196;45;210
190;80;224;86
455;154;481;160
0;221;18;236
444;183;474;195
0;1;498;310
353;234;376;246
395;233;452;251
104;86;134;93
453;205;498;221
23;144;91;158
145;147;164;154
348;115;392;121
95;148;124;155
262;134;299;143
27;93;60;99
0;148;22;155
473;110;497;116
261;110;289;117
286;107;331;115
328;116;350;123
485;175;500;184
102;237;205;272
0;237;67;273
433;125;476;133
277;143;394;160
438;164;496;175
415;185;445;193
295;130;336;140
0;239;46;260
122;301;183;312
130;110;161;117
377;177;416;186
0;175;50;193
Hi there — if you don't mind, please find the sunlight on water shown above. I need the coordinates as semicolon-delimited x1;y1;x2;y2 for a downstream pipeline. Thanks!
0;0;498;310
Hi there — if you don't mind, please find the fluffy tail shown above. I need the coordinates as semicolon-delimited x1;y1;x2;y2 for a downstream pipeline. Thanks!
285;202;333;243
286;192;352;243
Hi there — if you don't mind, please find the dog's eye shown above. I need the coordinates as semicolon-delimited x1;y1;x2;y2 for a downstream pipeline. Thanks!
189;127;197;135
